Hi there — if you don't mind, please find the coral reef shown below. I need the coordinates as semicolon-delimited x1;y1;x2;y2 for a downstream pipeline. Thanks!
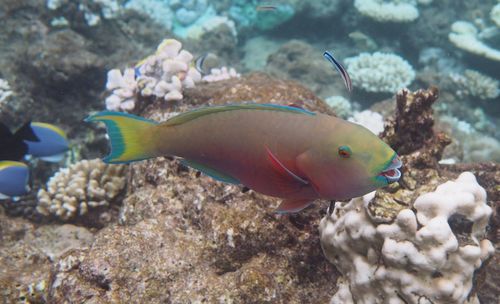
202;66;240;82
450;69;499;100
345;52;415;94
228;0;295;31
106;38;202;111
382;87;451;167
36;159;126;223
449;20;500;62
325;95;353;118
348;110;385;135
266;40;342;98
320;172;493;304
354;0;419;23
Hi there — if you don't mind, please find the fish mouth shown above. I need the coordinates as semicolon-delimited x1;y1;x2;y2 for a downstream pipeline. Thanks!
378;155;402;184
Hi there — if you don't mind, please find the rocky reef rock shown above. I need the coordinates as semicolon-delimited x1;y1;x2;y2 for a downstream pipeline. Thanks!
46;74;338;303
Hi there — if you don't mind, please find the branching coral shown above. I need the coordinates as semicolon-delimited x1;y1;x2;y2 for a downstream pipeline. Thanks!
344;52;415;93
105;38;202;111
353;0;419;23
36;159;126;221
320;172;494;304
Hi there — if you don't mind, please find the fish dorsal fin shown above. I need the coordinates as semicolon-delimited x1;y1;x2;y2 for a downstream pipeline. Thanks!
164;104;315;127
181;159;240;185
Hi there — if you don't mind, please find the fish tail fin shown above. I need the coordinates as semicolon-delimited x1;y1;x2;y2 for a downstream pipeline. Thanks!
85;111;160;164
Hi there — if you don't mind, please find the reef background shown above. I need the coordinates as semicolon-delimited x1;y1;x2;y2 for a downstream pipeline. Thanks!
0;0;499;303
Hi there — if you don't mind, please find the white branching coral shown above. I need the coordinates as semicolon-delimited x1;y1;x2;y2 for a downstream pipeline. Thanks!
36;159;126;221
354;0;419;23
105;38;202;111
0;78;13;111
345;52;415;93
450;69;499;100
202;67;240;83
319;172;494;304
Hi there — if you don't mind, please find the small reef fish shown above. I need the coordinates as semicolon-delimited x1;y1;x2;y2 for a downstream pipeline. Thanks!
323;51;353;93
195;53;208;75
25;122;69;162
256;5;278;11
0;161;30;199
86;104;402;213
0;122;69;162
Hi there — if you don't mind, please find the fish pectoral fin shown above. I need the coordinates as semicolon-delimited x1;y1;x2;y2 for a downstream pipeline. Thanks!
275;199;313;213
181;159;240;185
265;147;309;185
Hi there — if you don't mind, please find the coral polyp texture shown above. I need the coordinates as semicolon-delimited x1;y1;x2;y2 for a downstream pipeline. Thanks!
105;39;202;111
345;52;415;93
320;172;494;304
36;159;126;221
450;69;500;100
354;0;419;23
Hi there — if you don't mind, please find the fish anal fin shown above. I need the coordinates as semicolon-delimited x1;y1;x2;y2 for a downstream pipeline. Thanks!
275;199;313;213
181;159;240;185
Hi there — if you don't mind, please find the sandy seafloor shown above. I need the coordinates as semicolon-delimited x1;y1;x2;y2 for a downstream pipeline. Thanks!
0;0;499;303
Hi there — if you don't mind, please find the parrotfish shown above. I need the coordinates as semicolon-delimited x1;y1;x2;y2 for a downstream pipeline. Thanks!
0;161;30;199
0;122;69;162
86;104;402;213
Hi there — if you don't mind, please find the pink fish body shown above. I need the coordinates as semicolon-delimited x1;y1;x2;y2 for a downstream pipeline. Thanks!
86;104;401;212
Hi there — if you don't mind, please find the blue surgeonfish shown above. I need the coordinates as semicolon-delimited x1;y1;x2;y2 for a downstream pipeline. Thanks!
0;161;30;199
24;122;69;162
0;122;39;161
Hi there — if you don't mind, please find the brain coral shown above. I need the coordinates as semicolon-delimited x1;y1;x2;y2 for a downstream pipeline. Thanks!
344;52;415;93
36;159;126;221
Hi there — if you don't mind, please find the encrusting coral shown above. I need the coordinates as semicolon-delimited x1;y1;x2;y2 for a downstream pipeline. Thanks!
320;172;493;304
36;159;126;221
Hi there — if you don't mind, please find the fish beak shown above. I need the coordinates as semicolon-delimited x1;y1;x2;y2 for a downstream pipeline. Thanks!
378;155;402;184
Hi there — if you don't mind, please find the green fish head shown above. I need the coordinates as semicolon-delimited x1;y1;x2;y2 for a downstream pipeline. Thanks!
323;121;401;199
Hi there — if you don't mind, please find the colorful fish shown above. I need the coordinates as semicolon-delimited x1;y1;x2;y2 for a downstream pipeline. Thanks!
0;161;30;199
323;51;353;93
0;122;69;162
86;104;401;213
24;122;70;162
0;122;39;161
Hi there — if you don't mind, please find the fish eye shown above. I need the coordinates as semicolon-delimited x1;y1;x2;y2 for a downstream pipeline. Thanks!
338;146;351;158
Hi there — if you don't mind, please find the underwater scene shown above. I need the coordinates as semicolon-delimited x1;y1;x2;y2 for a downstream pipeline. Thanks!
0;0;499;303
